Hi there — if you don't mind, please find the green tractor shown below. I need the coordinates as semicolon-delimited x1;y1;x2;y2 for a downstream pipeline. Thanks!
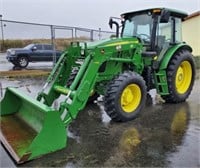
0;8;196;163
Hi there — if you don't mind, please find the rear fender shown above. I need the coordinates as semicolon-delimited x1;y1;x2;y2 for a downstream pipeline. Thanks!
154;43;192;95
159;43;192;70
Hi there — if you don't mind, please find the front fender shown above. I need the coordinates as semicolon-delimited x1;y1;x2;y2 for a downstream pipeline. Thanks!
159;43;192;70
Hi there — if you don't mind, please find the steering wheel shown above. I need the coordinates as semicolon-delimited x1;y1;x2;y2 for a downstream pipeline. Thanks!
137;34;150;41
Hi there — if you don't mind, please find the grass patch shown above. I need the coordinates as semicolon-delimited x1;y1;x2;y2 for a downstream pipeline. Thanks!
0;70;50;78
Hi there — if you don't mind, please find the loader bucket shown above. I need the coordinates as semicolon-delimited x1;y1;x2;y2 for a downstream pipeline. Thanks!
0;87;67;164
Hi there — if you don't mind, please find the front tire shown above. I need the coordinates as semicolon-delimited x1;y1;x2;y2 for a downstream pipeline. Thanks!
162;50;195;103
17;56;29;68
104;71;147;122
67;68;99;103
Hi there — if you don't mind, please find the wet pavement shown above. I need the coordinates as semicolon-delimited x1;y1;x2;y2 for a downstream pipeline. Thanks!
0;70;200;167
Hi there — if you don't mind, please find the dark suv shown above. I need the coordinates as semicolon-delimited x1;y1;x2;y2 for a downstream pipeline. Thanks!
6;43;62;68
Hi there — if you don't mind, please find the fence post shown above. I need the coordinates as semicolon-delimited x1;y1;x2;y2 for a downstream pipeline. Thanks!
90;30;94;41
74;28;77;39
50;25;56;67
0;82;2;98
98;28;102;40
71;29;74;41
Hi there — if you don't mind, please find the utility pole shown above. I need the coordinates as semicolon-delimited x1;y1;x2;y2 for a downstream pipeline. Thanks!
0;14;5;52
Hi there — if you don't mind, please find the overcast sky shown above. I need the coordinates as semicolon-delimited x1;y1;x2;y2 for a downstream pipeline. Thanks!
0;0;199;30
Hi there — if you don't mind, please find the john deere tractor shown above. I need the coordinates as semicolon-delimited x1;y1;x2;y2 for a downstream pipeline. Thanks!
0;8;195;163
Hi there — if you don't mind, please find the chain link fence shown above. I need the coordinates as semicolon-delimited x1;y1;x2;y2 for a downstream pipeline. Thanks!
0;19;115;52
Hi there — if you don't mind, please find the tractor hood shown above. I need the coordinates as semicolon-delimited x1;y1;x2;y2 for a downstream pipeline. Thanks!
86;37;140;50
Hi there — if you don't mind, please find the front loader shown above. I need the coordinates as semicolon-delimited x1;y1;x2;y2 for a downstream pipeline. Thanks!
0;8;195;163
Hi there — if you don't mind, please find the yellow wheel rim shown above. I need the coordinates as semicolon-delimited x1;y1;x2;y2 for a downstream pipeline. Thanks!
120;84;142;113
175;61;192;94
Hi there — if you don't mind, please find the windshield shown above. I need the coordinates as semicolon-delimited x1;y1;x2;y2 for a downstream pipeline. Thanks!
122;14;153;42
24;44;34;49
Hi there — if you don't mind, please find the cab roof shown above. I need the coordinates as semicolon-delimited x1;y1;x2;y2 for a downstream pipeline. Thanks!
122;8;188;20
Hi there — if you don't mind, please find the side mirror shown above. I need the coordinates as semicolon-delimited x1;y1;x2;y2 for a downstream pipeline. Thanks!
160;10;170;23
32;46;37;51
109;18;113;29
108;17;120;37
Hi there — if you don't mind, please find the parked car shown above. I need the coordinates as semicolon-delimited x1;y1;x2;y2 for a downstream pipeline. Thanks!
6;43;62;68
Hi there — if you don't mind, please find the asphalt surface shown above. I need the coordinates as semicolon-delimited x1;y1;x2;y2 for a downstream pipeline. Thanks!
0;53;200;167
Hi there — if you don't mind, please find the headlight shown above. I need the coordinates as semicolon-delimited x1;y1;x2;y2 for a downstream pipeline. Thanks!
10;50;16;55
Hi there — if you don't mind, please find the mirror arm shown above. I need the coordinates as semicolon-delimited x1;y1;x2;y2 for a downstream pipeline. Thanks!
109;20;120;37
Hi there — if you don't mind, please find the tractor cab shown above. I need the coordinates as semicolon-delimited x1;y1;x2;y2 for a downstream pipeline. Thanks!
110;8;188;54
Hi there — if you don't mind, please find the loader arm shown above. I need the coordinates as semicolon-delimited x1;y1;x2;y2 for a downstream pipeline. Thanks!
36;42;109;125
47;44;116;125
37;43;82;106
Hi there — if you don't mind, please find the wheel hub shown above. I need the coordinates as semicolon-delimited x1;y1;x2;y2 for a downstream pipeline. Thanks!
176;67;184;85
122;89;134;105
175;61;192;94
19;58;27;67
121;84;141;113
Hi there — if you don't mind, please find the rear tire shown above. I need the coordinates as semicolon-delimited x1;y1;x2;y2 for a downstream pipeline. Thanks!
104;71;147;122
161;50;195;103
